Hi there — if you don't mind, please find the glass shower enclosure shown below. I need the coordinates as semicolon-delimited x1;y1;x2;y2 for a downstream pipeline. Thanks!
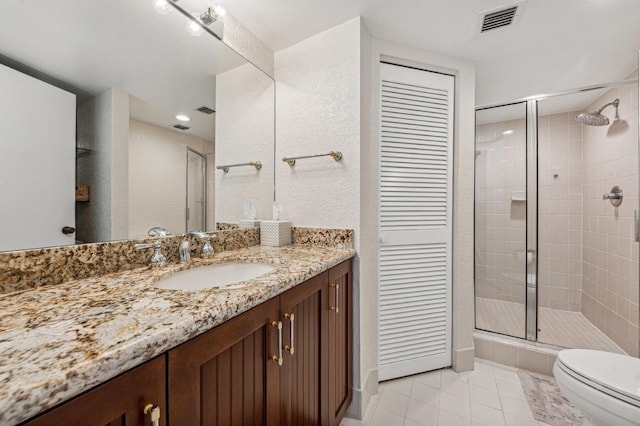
186;147;207;232
475;101;536;340
475;81;640;356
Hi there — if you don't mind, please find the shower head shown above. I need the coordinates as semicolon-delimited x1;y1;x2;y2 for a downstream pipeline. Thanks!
575;98;619;126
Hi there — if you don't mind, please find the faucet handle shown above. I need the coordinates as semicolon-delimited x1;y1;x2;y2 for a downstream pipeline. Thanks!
187;231;216;257
201;238;214;257
135;241;167;267
148;227;169;237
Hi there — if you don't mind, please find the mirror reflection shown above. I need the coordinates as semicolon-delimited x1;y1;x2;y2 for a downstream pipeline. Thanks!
0;0;275;252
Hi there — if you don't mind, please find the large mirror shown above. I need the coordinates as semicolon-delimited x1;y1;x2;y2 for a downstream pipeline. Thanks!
0;0;274;252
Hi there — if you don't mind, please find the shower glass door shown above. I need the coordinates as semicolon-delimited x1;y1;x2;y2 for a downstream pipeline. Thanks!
186;148;206;232
475;102;530;338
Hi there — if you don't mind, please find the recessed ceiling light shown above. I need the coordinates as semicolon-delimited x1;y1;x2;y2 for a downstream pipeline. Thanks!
502;129;514;135
212;5;226;19
187;15;204;36
153;0;172;15
176;114;190;122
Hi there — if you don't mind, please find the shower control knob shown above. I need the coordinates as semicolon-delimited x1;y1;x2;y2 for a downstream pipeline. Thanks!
62;226;76;235
602;186;623;207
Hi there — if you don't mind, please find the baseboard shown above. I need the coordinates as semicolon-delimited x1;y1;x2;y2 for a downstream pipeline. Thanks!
452;346;475;372
345;368;378;419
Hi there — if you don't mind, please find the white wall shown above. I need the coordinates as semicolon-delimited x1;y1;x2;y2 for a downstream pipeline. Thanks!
223;12;275;78
215;63;275;224
274;15;364;411
275;19;361;228
129;119;213;238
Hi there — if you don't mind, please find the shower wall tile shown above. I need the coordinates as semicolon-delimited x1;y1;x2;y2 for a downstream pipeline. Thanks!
538;111;583;311
581;82;639;356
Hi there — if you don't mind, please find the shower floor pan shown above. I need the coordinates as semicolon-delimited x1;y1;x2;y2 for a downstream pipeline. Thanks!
475;297;625;354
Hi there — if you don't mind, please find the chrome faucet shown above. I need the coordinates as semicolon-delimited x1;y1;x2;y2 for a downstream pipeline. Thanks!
179;231;215;263
148;226;169;237
187;231;215;257
135;241;167;267
179;238;191;263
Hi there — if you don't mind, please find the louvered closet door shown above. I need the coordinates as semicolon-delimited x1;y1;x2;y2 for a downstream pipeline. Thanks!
378;63;453;381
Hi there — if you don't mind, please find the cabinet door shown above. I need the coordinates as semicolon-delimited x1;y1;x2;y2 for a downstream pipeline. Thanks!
168;297;281;426
278;272;328;426
328;260;353;426
22;356;166;426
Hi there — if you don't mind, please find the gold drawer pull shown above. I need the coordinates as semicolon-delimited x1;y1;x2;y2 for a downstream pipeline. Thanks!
330;283;340;314
271;321;283;366
144;404;160;426
284;313;295;355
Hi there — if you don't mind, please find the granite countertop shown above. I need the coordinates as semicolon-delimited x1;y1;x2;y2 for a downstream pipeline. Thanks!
0;244;355;425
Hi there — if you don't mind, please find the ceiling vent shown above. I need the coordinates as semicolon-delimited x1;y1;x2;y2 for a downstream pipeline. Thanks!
196;105;215;114
173;124;190;130
477;1;526;35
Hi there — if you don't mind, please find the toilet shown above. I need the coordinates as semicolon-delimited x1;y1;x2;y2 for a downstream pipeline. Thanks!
553;349;640;426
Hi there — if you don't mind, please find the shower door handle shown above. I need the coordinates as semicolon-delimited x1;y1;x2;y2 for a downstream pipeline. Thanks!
526;249;536;264
634;210;640;243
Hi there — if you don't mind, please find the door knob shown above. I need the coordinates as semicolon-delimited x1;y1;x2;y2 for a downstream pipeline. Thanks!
62;226;76;235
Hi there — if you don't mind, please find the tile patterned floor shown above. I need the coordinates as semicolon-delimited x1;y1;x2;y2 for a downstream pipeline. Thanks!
341;359;558;426
475;297;624;353
537;308;625;353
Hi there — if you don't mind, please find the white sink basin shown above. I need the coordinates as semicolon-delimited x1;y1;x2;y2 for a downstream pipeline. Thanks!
154;263;275;291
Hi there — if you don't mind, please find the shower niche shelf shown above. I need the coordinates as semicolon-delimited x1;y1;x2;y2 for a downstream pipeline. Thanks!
511;191;526;201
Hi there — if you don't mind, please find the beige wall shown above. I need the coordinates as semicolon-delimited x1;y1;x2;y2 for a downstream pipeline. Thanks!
128;119;213;238
581;82;639;356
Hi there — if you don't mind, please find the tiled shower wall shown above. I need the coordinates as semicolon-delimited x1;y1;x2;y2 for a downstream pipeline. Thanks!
537;112;583;311
475;119;527;304
581;83;640;356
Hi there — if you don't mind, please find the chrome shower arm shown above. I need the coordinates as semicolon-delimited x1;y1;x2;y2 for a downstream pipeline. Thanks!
596;98;619;114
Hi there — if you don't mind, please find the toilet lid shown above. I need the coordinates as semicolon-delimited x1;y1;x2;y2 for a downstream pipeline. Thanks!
557;349;640;405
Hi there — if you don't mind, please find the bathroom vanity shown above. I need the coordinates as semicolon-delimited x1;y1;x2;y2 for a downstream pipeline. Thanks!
0;245;354;426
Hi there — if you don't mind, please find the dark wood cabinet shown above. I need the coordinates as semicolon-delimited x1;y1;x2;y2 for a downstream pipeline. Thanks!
167;297;281;426
328;259;353;426
22;355;166;426
168;260;353;426
22;260;353;426
278;271;329;426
